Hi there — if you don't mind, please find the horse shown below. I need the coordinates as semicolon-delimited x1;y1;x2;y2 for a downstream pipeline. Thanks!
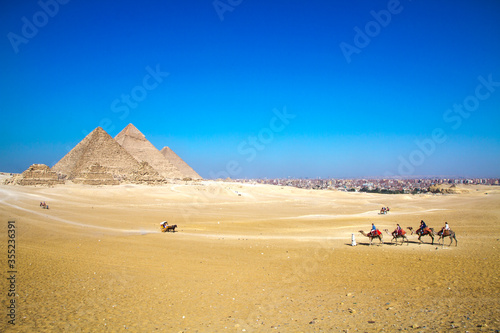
161;224;177;233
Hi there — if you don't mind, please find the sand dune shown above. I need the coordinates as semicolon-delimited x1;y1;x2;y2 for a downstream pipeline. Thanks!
0;181;499;332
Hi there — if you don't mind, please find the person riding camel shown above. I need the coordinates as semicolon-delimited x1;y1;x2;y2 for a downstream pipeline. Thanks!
371;223;377;236
419;220;427;234
395;223;402;236
441;222;450;236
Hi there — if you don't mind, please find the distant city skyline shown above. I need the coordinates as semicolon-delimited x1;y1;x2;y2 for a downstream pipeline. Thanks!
1;0;499;178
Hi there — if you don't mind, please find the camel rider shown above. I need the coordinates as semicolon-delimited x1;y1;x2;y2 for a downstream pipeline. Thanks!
419;220;427;234
395;224;402;235
371;223;377;236
441;222;450;235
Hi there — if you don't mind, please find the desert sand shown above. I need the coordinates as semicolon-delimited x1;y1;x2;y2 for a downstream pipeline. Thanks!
1;177;499;332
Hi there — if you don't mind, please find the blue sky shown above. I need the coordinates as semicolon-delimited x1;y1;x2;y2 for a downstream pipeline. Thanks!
1;0;499;178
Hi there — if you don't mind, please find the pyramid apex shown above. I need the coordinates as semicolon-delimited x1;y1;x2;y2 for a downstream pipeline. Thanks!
161;146;202;179
87;126;109;137
115;123;146;141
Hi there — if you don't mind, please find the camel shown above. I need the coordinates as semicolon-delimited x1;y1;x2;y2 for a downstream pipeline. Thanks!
408;226;435;244
358;230;383;245
161;224;177;232
379;207;390;215
383;229;408;245
437;229;458;246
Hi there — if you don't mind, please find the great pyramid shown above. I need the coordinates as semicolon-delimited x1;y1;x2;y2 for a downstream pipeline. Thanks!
52;126;158;181
160;146;202;180
114;124;184;179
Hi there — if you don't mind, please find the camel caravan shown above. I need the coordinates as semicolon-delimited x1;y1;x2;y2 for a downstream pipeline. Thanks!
379;206;390;215
359;220;457;247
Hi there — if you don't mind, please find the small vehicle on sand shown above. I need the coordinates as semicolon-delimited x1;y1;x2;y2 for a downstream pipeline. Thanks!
160;221;177;232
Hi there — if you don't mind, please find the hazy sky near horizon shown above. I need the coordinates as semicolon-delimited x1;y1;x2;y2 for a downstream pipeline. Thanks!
1;0;499;179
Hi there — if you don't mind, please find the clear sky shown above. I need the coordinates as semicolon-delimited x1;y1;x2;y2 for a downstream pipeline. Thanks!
1;0;499;179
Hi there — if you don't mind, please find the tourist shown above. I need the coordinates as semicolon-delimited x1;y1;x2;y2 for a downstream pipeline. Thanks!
419;220;427;234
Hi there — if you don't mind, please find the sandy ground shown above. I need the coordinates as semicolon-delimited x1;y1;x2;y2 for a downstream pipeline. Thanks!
0;178;499;332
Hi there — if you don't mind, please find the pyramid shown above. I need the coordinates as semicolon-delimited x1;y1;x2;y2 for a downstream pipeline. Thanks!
17;164;65;186
114;124;183;179
52;127;155;181
72;163;119;185
160;146;202;180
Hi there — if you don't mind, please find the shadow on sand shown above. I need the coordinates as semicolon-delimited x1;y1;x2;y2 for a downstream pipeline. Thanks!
344;240;437;247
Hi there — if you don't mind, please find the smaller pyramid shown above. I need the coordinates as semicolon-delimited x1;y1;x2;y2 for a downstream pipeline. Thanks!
115;124;183;179
17;164;64;186
52;127;152;181
161;146;202;180
129;161;166;184
72;163;119;185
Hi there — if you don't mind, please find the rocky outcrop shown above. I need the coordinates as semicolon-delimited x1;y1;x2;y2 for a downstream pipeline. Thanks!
428;184;470;194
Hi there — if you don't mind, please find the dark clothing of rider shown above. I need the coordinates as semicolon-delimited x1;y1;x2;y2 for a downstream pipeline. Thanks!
419;220;427;233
